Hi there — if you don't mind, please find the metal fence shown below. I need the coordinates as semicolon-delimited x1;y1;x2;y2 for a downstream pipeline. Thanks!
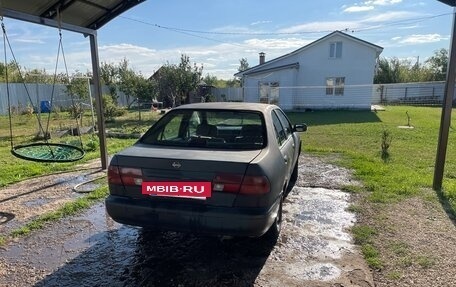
208;81;454;110
0;83;130;115
371;82;447;106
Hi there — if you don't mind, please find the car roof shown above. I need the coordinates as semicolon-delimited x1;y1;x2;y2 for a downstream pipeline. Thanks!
173;102;277;113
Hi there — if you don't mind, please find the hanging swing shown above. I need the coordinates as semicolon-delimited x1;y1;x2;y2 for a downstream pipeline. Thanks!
2;15;85;163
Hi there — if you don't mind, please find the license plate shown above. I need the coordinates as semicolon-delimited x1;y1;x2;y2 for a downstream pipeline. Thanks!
141;181;212;199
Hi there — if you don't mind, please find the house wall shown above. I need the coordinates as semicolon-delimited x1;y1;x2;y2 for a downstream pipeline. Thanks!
243;67;298;109
241;33;379;110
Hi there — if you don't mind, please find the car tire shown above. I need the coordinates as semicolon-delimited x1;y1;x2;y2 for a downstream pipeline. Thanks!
286;160;299;196
263;195;283;241
290;159;298;183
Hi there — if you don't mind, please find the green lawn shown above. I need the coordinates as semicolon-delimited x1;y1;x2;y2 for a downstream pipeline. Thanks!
288;106;456;210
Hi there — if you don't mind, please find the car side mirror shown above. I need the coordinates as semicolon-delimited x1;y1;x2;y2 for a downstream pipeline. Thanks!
293;124;307;132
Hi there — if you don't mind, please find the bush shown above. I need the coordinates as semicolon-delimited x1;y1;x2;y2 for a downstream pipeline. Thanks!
85;137;99;152
102;94;126;120
20;104;34;116
68;103;83;119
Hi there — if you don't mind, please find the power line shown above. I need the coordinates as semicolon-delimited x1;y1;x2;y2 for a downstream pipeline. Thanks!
354;12;453;33
120;12;453;36
119;16;248;47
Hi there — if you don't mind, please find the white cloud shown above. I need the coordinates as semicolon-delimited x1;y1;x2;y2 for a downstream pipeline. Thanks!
365;0;402;5
250;20;272;26
14;39;45;44
397;34;447;44
343;0;402;14
211;25;253;34
243;38;311;50
362;11;421;23
279;21;362;33
344;6;375;13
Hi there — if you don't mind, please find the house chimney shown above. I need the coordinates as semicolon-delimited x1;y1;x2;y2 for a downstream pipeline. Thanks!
259;52;265;65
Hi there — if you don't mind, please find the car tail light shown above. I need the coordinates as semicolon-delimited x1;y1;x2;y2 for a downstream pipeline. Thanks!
239;175;270;195
108;165;143;186
212;173;270;195
213;173;243;193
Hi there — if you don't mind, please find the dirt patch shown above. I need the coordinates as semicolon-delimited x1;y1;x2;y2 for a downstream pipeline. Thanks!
360;189;456;287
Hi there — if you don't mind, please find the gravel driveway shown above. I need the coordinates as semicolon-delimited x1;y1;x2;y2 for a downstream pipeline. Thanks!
0;155;373;287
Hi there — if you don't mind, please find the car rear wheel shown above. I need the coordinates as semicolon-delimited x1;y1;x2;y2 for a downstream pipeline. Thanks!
263;195;283;241
286;160;299;196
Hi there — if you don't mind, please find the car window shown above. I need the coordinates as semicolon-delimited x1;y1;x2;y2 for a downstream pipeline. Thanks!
160;113;184;140
274;109;293;139
140;109;266;150
271;111;286;146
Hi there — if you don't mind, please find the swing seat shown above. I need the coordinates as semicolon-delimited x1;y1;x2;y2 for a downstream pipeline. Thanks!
11;143;85;163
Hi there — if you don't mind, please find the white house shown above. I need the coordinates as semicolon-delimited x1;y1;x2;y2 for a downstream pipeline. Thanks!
234;31;383;110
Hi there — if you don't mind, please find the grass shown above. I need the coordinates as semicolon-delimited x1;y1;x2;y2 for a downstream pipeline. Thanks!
352;225;382;269
288;106;456;211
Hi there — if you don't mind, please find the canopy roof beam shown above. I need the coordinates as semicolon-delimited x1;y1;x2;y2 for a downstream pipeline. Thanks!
2;7;96;35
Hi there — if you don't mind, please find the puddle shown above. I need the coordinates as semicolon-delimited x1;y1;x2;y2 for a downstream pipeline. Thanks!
55;175;88;186
0;155;372;287
22;198;50;207
286;263;341;281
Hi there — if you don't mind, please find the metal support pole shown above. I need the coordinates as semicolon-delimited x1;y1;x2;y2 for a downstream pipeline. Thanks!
89;33;108;170
87;78;96;130
433;8;456;191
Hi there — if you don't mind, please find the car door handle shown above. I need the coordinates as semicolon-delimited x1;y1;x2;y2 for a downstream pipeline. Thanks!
284;156;288;164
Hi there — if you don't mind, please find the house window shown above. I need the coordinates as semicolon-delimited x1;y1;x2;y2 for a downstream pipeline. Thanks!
329;42;342;59
326;77;345;96
259;82;280;104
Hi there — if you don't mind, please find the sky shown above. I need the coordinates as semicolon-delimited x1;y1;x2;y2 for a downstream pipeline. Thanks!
0;0;455;80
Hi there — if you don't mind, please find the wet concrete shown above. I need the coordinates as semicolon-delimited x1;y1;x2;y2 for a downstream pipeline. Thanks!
0;155;373;286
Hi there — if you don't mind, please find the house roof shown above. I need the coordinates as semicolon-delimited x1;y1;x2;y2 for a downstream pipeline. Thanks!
1;0;145;33
235;30;383;77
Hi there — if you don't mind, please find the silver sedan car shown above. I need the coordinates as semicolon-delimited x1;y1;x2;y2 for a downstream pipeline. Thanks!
106;102;306;238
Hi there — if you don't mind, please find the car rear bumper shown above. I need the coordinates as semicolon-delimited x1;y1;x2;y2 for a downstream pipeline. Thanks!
105;195;279;237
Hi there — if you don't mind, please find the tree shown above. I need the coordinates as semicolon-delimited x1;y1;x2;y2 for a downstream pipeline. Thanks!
0;61;28;83
425;48;448;81
232;58;250;87
117;58;138;107
100;61;118;101
66;71;92;100
374;57;433;84
23;68;53;84
153;64;179;107
374;57;402;84
176;54;203;105
238;58;249;72
202;74;218;86
153;54;203;107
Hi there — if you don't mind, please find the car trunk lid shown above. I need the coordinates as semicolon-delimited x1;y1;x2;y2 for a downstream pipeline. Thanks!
111;143;263;207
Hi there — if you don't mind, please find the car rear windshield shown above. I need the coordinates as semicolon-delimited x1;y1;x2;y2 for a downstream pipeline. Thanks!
140;109;266;150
